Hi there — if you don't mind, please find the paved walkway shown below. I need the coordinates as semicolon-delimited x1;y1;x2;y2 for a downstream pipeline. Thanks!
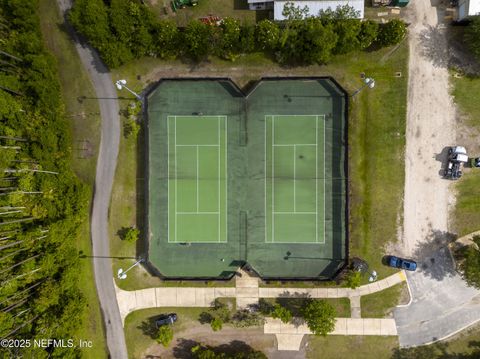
265;318;398;350
115;270;407;351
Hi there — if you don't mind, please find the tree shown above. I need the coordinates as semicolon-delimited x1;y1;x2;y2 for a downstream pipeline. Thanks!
271;303;292;324
319;5;361;54
152;20;180;59
358;20;379;49
68;0;111;47
255;20;280;51
210;317;223;331
345;270;362;289
122;227;139;243
376;19;407;47
218;17;242;61
282;1;310;20
182;20;213;61
460;246;480;289
156;325;173;347
300;300;336;336
465;16;480;61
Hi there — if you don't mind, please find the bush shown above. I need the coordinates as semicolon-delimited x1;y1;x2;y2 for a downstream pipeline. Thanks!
156;325;173;347
210;317;223;331
358;20;379;49
345;270;362;289
152;20;180;59
182;20;213;61
376;19;407;47
272;303;292;323
460;246;480;289
301;300;336;336
465;16;480;61
232;309;265;328
120;226;139;243
255;20;280;51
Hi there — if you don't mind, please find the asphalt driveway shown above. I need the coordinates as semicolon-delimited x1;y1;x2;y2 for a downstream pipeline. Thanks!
394;244;480;347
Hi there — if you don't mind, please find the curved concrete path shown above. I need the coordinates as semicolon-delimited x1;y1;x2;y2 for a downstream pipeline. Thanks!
115;271;407;324
56;1;127;358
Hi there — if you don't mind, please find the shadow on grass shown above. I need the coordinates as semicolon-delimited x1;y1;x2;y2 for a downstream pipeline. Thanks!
172;338;264;359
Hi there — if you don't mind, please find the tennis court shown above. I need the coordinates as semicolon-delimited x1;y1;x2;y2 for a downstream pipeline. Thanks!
146;78;347;279
265;115;325;244
167;116;228;243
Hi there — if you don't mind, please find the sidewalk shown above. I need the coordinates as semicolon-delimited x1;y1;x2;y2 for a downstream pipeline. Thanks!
264;318;398;350
115;271;407;325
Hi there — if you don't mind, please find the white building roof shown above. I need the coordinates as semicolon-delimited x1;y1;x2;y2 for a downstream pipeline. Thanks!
273;0;364;20
468;0;480;15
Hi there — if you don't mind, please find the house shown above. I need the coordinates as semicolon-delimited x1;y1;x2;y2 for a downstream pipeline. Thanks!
457;0;480;21
247;0;365;19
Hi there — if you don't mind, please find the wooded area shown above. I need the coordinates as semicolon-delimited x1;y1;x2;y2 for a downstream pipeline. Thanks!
69;0;407;68
0;0;90;357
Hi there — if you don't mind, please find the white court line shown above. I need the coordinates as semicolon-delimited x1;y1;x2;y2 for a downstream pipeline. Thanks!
293;145;296;213
323;114;326;245
224;116;228;243
274;212;316;214
176;144;220;147
273;144;317;147
265;114;328;245
218;117;220;243
316;116;318;243
196;146;199;213
177;212;220;215
272;117;275;243
167;116;170;243
264;116;268;243
175;116;178;242
168;115;228;244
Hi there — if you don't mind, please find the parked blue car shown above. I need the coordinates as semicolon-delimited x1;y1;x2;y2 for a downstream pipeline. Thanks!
388;256;417;271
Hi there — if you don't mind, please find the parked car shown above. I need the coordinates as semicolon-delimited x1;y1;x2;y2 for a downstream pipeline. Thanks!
155;313;177;328
387;256;417;271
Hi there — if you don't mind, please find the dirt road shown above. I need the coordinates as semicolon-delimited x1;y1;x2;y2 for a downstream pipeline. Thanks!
402;0;456;256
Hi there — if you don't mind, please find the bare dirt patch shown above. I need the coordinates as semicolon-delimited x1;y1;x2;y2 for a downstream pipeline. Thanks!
142;326;307;359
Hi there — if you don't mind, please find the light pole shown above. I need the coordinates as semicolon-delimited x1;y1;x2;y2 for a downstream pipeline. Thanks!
351;77;375;97
117;258;144;280
115;79;142;100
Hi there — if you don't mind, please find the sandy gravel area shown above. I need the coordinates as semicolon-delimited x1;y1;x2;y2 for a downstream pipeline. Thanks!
401;0;457;256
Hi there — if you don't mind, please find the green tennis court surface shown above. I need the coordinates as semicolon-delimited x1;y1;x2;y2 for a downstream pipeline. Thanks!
167;116;227;243
265;115;325;244
147;79;347;279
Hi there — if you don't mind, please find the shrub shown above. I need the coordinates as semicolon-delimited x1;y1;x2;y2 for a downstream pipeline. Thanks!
376;19;407;47
301;300;336;336
210;317;223;331
345;270;362;289
465;16;480;61
156;325;173;347
272;303;292;323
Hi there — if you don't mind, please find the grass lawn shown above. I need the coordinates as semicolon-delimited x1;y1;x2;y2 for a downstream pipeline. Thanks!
124;307;208;359
392;322;480;357
111;40;408;288
306;336;399;359
146;0;269;26
38;1;106;357
451;74;480;236
360;282;408;318
262;297;351;317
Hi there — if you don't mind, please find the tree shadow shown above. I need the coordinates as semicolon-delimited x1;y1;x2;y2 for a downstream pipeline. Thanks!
411;230;457;281
137;317;159;340
419;25;450;69
198;311;213;324
117;226;130;240
172;338;200;359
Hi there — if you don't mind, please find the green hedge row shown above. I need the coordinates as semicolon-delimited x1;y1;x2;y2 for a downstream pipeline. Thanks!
69;0;407;68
